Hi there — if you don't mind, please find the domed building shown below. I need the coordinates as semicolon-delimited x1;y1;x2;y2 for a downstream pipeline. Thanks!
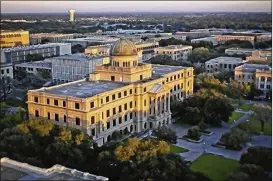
27;38;194;146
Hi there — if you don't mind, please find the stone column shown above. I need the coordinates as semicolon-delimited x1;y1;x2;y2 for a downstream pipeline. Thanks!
264;77;267;91
155;98;158;116
258;77;261;89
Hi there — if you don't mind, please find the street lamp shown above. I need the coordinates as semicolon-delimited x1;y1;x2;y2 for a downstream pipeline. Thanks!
203;141;206;153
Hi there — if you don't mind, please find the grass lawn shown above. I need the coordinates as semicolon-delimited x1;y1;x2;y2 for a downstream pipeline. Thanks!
190;154;239;181
246;116;272;136
228;112;245;124
169;144;189;153
233;103;253;111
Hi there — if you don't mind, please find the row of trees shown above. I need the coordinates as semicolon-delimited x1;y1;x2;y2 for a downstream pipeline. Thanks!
171;89;234;126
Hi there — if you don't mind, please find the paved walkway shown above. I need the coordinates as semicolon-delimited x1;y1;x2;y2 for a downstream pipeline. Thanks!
170;112;272;161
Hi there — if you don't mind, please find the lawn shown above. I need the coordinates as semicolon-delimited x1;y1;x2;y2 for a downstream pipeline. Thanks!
169;144;189;153
243;116;272;136
228;112;245;124
233;103;253;111
190;154;239;181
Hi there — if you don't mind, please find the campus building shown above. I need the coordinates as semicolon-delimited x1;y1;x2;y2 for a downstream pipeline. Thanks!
216;35;255;45
234;64;271;94
1;43;71;64
0;30;29;48
0;63;13;79
15;60;52;76
246;50;272;64
205;57;245;73
154;45;192;61
225;48;256;56
27;38;194;146
1;157;108;181
30;33;73;45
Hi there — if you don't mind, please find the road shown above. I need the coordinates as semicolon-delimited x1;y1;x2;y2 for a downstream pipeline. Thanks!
170;112;272;161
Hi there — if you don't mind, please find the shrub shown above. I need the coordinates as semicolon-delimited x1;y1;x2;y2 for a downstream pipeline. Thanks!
187;126;201;140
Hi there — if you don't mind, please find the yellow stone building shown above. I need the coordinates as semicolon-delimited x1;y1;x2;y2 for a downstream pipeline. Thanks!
0;30;29;48
27;38;194;146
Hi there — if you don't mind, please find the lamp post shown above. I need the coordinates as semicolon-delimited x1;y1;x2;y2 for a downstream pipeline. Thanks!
203;141;206;153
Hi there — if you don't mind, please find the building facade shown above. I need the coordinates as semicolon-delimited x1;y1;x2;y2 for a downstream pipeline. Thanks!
246;50;272;64
205;57;245;73
1;43;71;64
15;61;52;76
30;33;73;45
47;54;110;83
154;45;192;61
0;63;13;79
0;30;29;48
216;35;255;45
225;48;256;56
234;64;271;94
191;37;218;46
27;38;194;146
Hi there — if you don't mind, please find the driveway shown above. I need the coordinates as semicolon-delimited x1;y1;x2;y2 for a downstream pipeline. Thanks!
170;113;272;161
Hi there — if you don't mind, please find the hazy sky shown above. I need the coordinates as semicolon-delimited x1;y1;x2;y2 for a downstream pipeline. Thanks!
1;1;271;13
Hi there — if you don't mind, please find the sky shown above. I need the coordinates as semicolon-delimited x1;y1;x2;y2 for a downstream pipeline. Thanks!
1;1;271;14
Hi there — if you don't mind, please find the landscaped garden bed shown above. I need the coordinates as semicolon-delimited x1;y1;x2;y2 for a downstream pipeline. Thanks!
181;135;203;143
200;130;214;136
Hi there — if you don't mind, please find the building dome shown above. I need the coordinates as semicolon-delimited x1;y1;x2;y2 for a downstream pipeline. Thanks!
111;38;138;56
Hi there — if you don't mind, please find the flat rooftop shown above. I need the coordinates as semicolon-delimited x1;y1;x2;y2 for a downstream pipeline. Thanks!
152;64;187;76
15;61;52;69
225;48;257;52
1;43;70;52
1;157;108;181
236;64;271;72
206;57;244;64
38;80;128;98
155;45;192;50
49;53;107;61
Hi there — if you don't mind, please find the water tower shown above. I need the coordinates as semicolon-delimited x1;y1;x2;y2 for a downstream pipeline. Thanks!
68;9;76;22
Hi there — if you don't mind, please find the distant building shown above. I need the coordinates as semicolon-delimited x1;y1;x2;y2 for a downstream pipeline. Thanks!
191;36;218;46
85;44;111;56
246;50;272;64
1;157;108;181
190;28;234;35
68;9;76;22
15;60;52;76
235;64;271;94
225;48;256;56
232;31;272;42
63;36;119;48
0;30;29;48
0;63;13;79
46;54;110;83
30;33;73;45
175;31;209;39
1;43;71;64
216;35;255;45
154;45;192;61
205;57;245;73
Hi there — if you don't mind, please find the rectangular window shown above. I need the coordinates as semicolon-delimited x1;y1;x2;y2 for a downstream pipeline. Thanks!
102;112;104;119
130;101;133;108
107;110;110;117
64;115;67;123
130;89;133;95
144;87;146;92
46;99;50;104
34;97;38;103
144;99;146;106
111;76;115;81
63;101;66;107
107;121;110;129
101;99;103;104
118;92;121;98
113;119;116;127
91;116;95;124
35;110;39;117
55;114;59;121
124;91;127;96
106;96;109;102
47;112;50;120
90;102;94;108
140;75;143;80
75;103;80;109
130;112;133;119
119;117;122;124
54;100;58;106
112;94;115;100
125;114;128;122
124;103;127;111
135;89;137;93
76;117;80;125
119;105;122;112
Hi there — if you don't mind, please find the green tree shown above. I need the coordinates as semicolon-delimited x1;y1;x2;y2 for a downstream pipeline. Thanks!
187;126;201;140
220;128;251;150
154;126;177;144
252;104;272;132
